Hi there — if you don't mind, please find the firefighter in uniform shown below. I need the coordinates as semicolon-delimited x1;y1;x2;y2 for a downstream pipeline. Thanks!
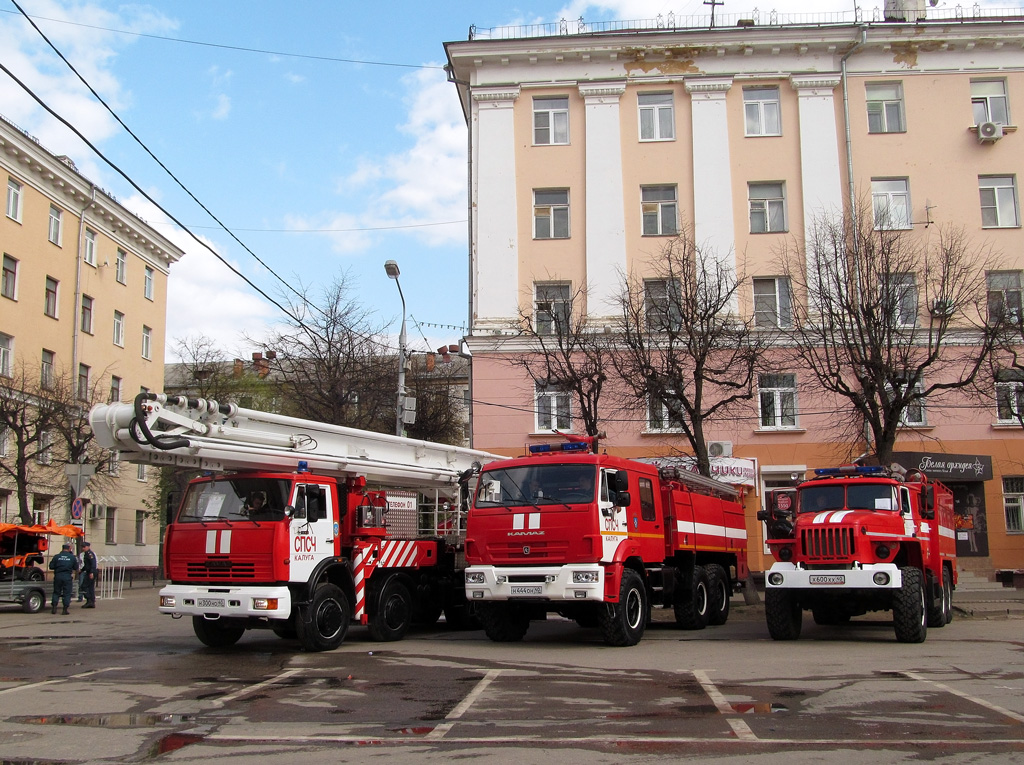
81;540;98;608
48;543;79;615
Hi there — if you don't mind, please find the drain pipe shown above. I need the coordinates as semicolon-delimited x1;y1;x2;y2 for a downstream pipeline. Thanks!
841;26;868;256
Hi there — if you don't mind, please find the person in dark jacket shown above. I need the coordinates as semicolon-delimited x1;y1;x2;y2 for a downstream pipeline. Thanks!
80;540;98;608
48;543;79;615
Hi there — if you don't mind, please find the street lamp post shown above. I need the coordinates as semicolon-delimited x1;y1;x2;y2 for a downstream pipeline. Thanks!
384;260;407;437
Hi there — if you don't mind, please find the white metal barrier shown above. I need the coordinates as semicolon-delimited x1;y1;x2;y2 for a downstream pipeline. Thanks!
97;555;128;600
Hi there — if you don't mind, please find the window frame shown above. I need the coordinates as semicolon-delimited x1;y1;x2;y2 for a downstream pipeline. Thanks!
871;178;912;230
40;349;54;389
647;391;685;432
109;375;122;403
141;325;152;360
80;295;94;334
865;82;906;133
533;189;570;239
644;278;683;332
971;79;1010;125
6;178;22;222
743;87;782;137
105;507;116;544
979;176;1020;229
1;254;17;300
533;96;570;146
753;277;793;328
987;271;1023;323
37;429;52;465
996;370;1024;424
638;92;675;141
112;310;125;347
48;205;62;246
84;228;97;266
0;333;12;378
115;249;127;284
1003;477;1024;533
641;185;678;236
535;381;571;432
77;363;90;401
891;381;927;426
748;182;787;233
144;266;154;300
759;373;798;429
135;510;146;545
886;272;918;327
44;277;58;318
534;282;572;336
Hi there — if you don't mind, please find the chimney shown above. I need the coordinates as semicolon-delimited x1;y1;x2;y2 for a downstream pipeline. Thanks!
233;359;244;378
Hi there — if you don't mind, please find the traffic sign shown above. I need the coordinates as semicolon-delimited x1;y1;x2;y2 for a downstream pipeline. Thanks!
71;497;84;520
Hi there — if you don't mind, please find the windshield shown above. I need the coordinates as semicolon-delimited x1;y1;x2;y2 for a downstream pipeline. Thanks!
800;483;898;513
177;478;292;522
475;464;596;508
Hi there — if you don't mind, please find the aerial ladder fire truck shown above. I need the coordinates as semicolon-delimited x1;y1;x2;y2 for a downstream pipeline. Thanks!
89;393;500;651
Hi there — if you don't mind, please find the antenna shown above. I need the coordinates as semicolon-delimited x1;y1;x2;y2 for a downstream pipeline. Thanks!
704;0;724;29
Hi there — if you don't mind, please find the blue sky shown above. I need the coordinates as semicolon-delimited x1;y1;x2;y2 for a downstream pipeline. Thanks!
0;0;1000;360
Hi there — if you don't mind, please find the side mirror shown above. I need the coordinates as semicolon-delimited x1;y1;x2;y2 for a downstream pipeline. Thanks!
612;471;629;493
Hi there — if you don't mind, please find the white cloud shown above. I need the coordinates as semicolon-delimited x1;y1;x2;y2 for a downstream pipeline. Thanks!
212;93;231;120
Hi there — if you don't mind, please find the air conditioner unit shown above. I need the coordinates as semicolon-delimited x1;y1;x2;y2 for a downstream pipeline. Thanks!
88;504;106;521
708;441;733;458
978;121;1004;143
929;299;954;317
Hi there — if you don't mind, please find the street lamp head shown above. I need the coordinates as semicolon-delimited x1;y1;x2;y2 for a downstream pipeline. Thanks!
384;260;401;280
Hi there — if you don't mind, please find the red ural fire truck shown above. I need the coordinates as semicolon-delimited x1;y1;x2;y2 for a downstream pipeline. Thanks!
463;437;749;646
759;465;956;643
89;393;499;651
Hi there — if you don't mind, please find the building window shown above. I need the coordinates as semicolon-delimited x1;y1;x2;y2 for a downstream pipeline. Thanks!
37;430;52;465
105;507;116;544
753;277;792;328
80;295;93;334
871;178;911;230
108;450;120;475
536;381;571;431
137;462;147;481
638;92;674;141
1003;477;1024;533
0;427;6;458
892;382;926;426
886;272;918;327
866;82;905;133
44;277;58;318
0;333;11;378
533;96;569;145
144;266;154;300
744;87;781;136
40;349;54;389
979;176;1019;228
109;375;121;403
6;178;22;222
84;228;97;266
141;325;152;360
48;205;62;245
644;278;682;331
749;182;787;233
996;370;1024;423
987;271;1023;322
534;189;570;239
135;510;146;545
648;393;684;432
972;79;1009;125
759;374;798;428
115;249;126;284
535;283;571;336
641;186;678;236
113;311;124;347
77;363;90;400
1;255;16;300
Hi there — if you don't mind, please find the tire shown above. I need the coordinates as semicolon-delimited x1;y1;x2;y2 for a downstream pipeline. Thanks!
297;583;351;652
765;589;802;640
476;602;530;642
192;617;245;648
22;588;45;614
674;565;710;630
367;578;412;642
927;570;947;629
599;568;648;646
705;564;731;626
942;568;954;625
23;567;44;582
893;567;928;644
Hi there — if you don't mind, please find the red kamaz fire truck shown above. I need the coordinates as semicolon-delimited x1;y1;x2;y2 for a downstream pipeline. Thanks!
463;437;749;646
89;393;499;651
759;464;956;643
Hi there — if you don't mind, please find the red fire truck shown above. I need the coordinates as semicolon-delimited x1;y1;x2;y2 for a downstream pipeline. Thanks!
89;393;499;651
463;437;749;646
759;465;956;643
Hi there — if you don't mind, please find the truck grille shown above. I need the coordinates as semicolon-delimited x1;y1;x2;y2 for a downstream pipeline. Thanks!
170;556;267;581
801;527;856;561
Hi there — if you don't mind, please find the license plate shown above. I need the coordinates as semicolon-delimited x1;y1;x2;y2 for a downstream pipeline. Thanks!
510;585;542;596
808;575;845;585
197;598;225;608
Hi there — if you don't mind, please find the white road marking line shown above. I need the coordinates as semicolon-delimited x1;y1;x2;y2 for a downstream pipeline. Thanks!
693;669;758;741
211;668;305;707
427;668;503;740
902;670;1024;724
0;666;129;696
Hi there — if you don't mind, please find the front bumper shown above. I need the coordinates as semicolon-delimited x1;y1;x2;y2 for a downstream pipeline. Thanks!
765;562;903;590
158;583;292;620
465;564;604;602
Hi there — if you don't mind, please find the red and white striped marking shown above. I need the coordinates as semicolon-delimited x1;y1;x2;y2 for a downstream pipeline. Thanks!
512;513;540;530
376;540;420;568
352;541;376;624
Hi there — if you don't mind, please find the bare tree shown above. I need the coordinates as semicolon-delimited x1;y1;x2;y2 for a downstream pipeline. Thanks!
170;334;276;409
779;204;998;465
502;283;612;437
403;355;468;446
613;233;769;476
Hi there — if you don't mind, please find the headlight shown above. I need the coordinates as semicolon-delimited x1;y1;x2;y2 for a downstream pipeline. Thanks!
875;544;891;559
572;571;599;584
160;595;176;608
768;572;784;586
465;572;485;585
873;572;890;586
778;546;793;562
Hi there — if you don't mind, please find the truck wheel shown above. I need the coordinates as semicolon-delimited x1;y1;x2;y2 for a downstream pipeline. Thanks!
367;578;412;642
674;565;710;630
22;588;45;614
599;568;647;646
765;589;802;640
297;583;351;652
927;570;947;628
477;602;530;642
893;567;928;643
942;569;954;625
192;617;245;648
706;564;731;626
